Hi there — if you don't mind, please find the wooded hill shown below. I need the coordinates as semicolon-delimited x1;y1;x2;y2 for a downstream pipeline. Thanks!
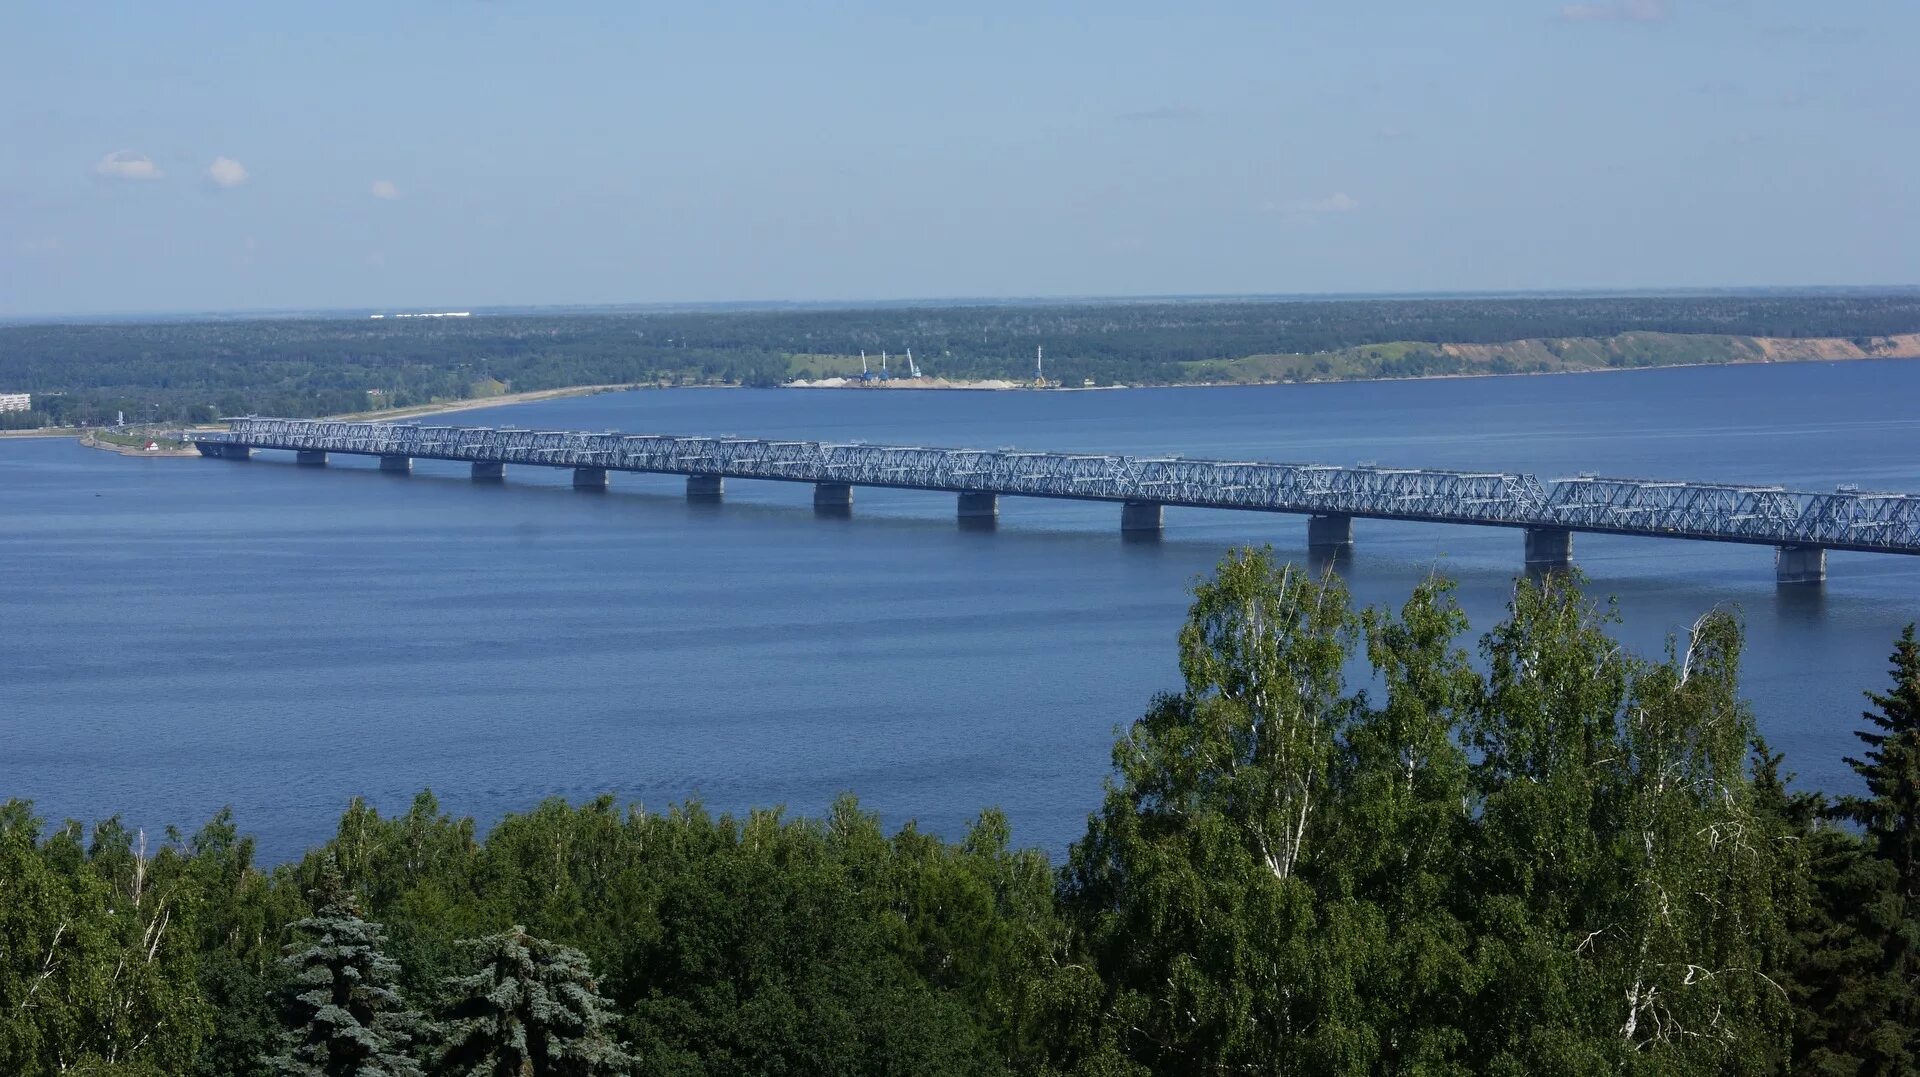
3;293;1919;427
4;555;1917;1075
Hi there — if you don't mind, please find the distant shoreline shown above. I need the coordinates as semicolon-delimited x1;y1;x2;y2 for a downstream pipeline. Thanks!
1155;351;1920;391
782;350;1920;394
7;349;1919;445
321;382;650;421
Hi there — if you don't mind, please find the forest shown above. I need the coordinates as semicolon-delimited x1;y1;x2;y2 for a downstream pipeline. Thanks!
2;552;1916;1076
3;292;1920;427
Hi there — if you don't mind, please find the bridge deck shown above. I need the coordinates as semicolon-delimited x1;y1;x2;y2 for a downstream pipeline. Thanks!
193;418;1920;556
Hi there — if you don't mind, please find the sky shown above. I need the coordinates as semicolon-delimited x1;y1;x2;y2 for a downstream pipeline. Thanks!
2;1;1915;317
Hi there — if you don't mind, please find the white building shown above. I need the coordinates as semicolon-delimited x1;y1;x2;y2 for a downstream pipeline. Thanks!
0;392;30;413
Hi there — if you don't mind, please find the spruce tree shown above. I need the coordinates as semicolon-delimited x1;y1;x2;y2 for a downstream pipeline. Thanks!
269;865;425;1077
1827;623;1920;1069
1840;623;1920;900
434;927;632;1077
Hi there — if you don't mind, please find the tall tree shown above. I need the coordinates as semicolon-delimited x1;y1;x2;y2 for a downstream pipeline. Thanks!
1331;578;1479;1071
1821;623;1920;1070
1064;548;1368;1073
1461;574;1636;1073
1839;624;1920;901
1607;610;1791;1069
0;807;208;1076
269;864;425;1077
435;927;632;1077
1457;576;1796;1072
1763;794;1913;1070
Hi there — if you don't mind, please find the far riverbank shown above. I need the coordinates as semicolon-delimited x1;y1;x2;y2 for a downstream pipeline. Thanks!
322;382;654;422
10;339;1920;444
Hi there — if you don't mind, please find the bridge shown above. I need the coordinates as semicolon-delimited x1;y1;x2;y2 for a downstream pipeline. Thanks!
192;417;1920;584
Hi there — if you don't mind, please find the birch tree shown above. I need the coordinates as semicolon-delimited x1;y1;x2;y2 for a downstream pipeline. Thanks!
1064;548;1367;1073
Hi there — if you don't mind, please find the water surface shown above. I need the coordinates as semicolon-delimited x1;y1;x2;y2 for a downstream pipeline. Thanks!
3;361;1917;861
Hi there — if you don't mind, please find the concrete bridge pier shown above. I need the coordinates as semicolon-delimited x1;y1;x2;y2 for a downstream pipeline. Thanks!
687;475;724;502
1121;500;1163;533
379;455;411;474
1524;527;1573;569
471;461;505;482
814;482;853;514
1776;544;1826;585
220;444;252;460
1308;513;1353;550
957;492;998;520
296;450;327;467
572;466;609;490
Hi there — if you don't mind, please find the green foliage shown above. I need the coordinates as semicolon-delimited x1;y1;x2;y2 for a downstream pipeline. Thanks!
274;792;1043;1076
0;805;210;1076
270;864;425;1077
1782;624;1920;1072
1065;550;1366;1072
1839;624;1920;900
435;927;631;1076
1065;556;1796;1074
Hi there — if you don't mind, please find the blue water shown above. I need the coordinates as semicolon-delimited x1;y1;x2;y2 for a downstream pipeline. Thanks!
4;361;1918;862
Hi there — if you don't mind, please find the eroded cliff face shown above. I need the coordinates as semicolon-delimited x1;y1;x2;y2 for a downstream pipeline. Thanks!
1440;331;1920;367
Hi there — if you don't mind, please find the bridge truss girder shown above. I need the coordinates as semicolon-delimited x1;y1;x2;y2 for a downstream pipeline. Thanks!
195;418;1920;555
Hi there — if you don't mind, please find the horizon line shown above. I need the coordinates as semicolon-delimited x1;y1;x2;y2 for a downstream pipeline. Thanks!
5;282;1919;327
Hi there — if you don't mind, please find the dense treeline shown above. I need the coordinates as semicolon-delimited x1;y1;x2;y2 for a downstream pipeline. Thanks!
4;293;1919;425
3;554;1917;1075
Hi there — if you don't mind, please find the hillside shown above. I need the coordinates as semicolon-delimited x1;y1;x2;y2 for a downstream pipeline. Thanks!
1182;331;1920;385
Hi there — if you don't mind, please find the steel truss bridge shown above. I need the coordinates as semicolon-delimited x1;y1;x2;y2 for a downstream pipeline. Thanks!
193;417;1920;582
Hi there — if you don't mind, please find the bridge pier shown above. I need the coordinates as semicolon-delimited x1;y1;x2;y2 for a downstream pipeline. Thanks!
1121;500;1163;532
1524;527;1573;569
220;444;251;460
687;475;724;502
1307;513;1353;550
1776;544;1826;585
379;455;411;474
471;461;505;482
814;482;853;513
573;467;609;490
957;492;998;520
295;450;327;467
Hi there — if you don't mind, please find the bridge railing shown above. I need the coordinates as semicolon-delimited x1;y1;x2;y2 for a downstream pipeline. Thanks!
195;418;1920;553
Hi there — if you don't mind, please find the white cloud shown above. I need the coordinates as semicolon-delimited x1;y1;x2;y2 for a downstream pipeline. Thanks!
94;150;163;180
371;179;400;200
207;156;249;188
1560;0;1668;23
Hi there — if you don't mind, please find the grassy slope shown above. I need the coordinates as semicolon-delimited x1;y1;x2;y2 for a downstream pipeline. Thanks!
1180;331;1920;385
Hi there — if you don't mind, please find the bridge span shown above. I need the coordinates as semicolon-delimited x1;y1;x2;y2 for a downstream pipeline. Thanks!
192;417;1920;584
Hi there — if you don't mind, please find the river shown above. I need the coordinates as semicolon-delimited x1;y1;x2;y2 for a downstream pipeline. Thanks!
4;360;1917;862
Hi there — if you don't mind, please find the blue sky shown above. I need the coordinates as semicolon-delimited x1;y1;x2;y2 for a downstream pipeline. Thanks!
2;1;1914;316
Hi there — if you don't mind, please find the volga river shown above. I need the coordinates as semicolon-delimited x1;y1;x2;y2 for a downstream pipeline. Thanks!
4;361;1918;862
